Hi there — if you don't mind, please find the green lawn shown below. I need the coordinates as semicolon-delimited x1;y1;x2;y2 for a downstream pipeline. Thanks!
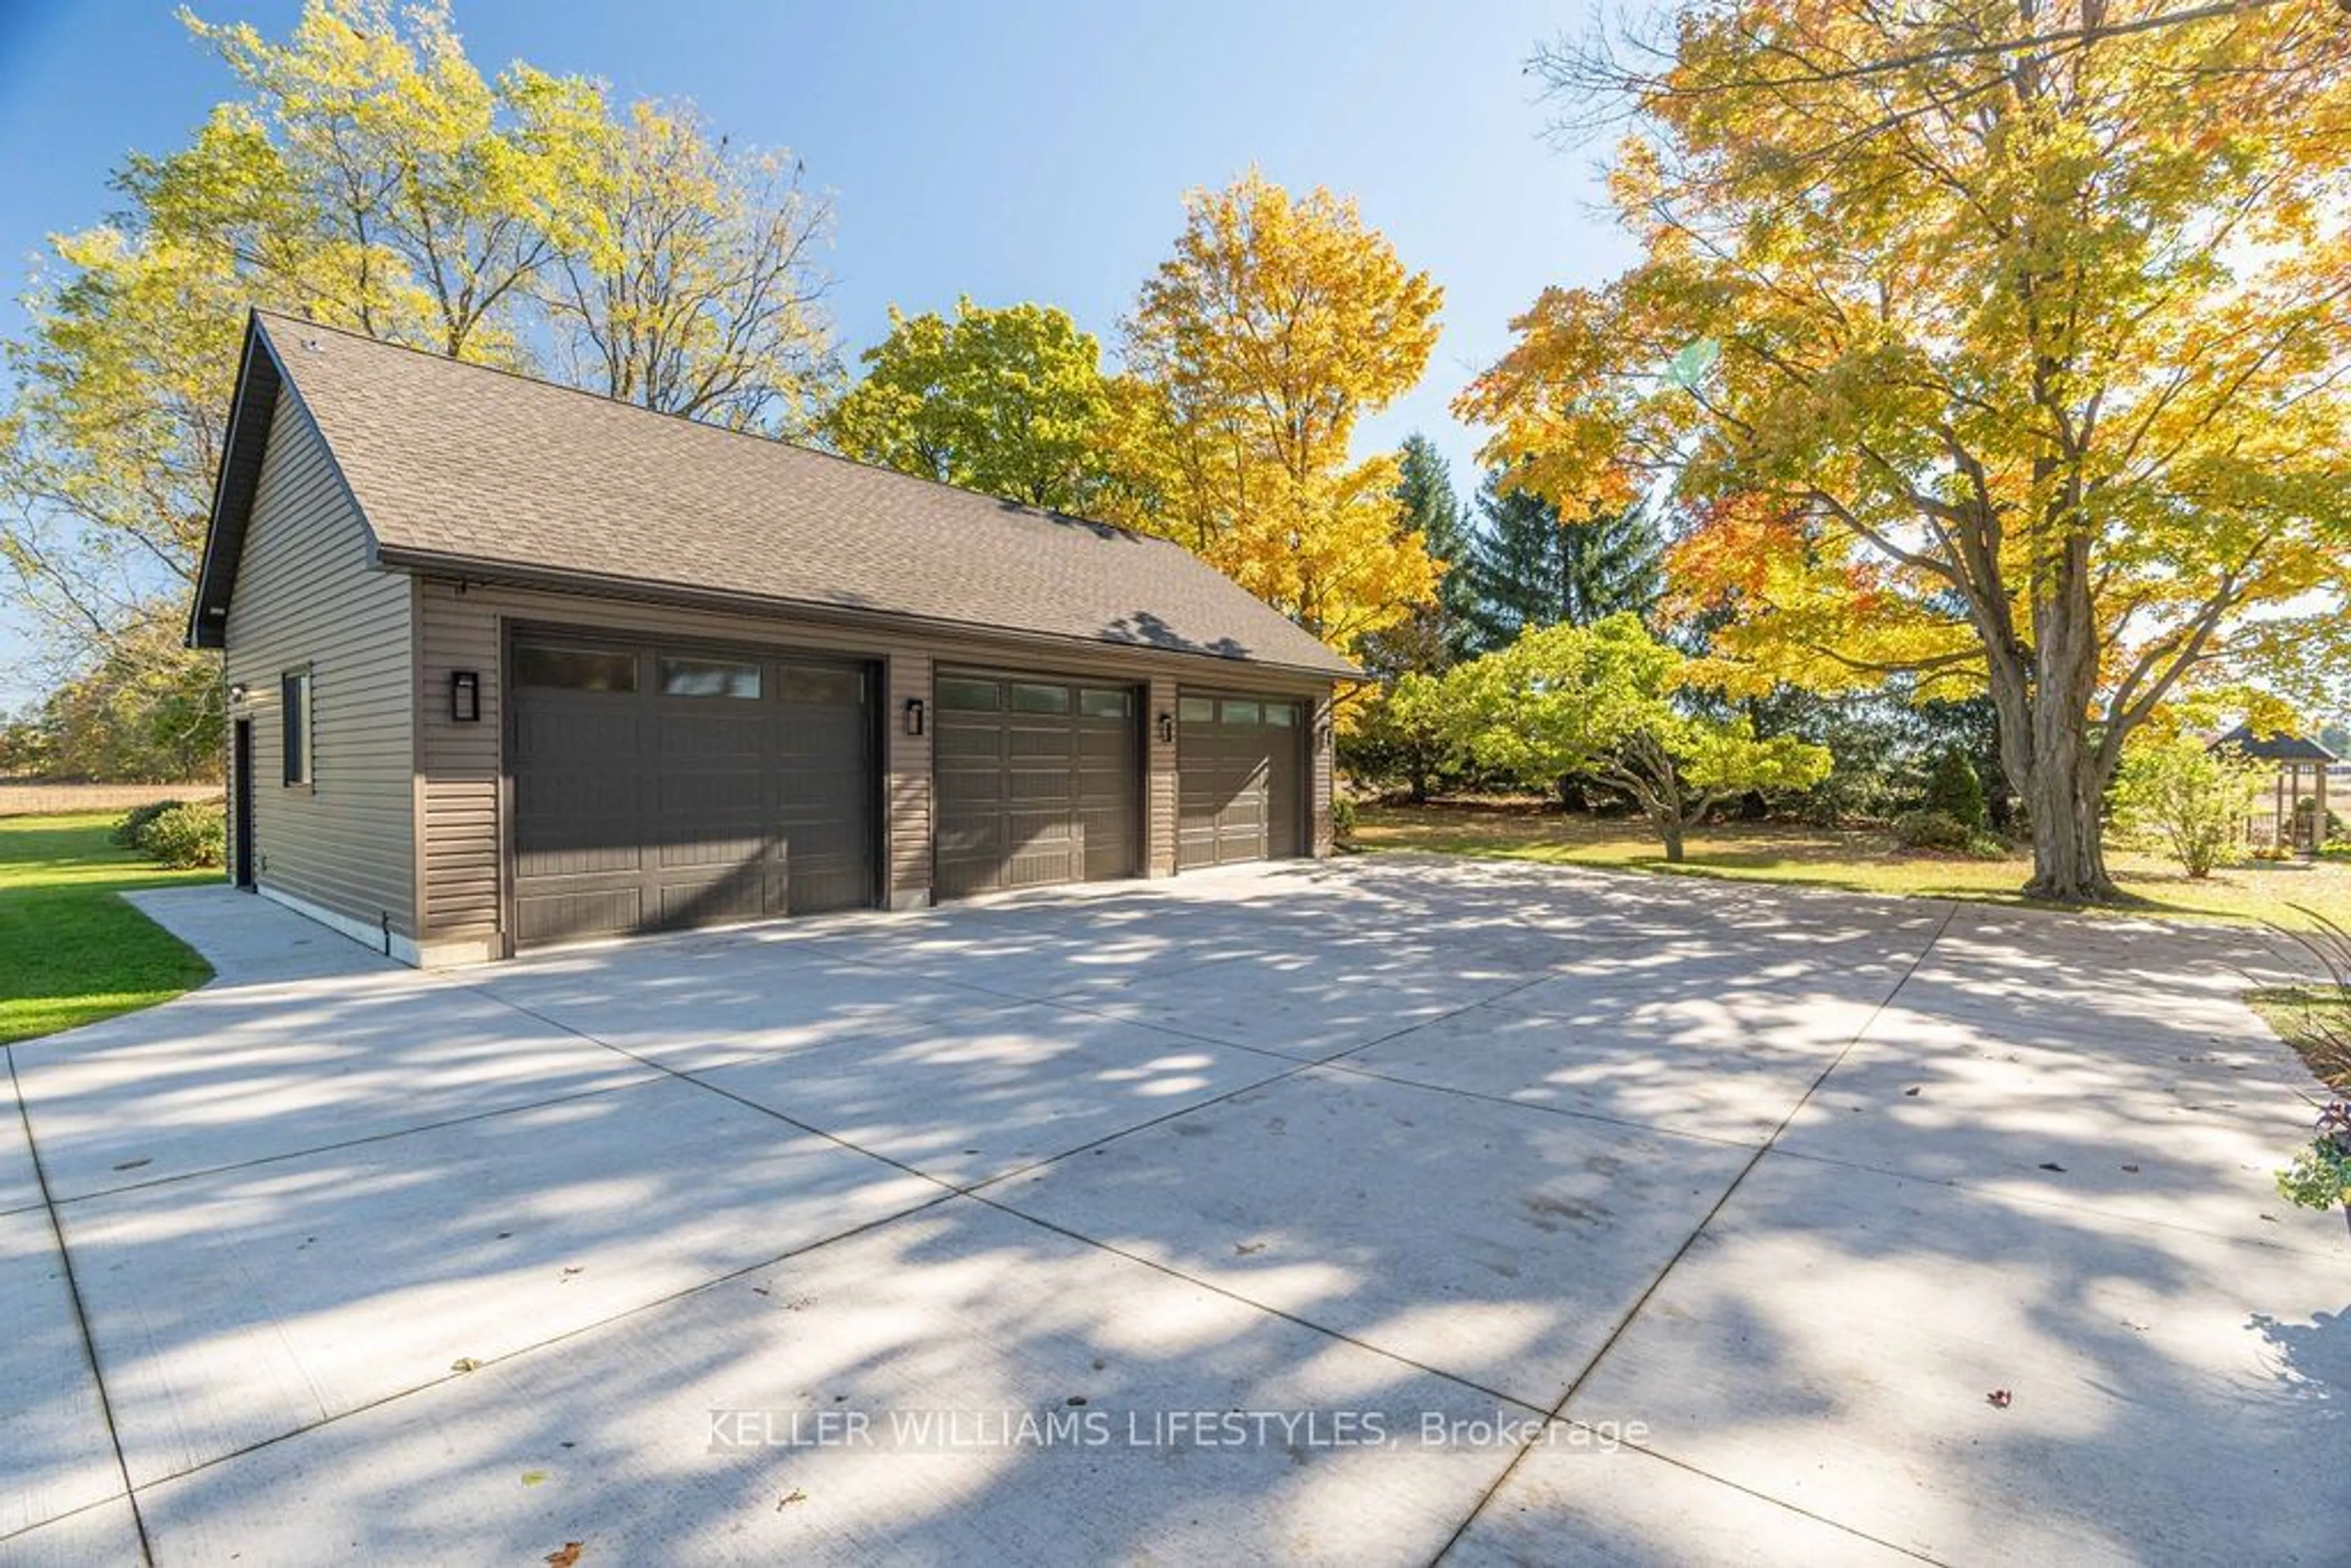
0;811;216;1045
1354;798;2351;931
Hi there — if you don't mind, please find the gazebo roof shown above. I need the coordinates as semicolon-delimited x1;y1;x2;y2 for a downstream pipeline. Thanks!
2210;723;2339;763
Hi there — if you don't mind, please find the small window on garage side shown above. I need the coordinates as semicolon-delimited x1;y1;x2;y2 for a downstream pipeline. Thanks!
1221;699;1262;726
937;677;1000;711
1265;702;1296;728
1178;696;1215;724
513;644;639;692
1010;682;1070;715
779;664;865;705
1079;688;1131;719
280;669;313;786
659;655;762;699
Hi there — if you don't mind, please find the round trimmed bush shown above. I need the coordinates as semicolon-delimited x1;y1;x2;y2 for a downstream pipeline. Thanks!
110;799;186;850
1894;808;1971;852
140;801;225;869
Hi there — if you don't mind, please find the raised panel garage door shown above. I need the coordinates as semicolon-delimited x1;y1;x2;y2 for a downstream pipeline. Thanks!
1178;694;1303;869
509;634;875;947
934;672;1140;898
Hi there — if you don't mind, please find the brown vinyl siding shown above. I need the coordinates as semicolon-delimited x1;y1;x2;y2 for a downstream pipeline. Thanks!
1308;692;1335;858
222;394;415;937
884;651;933;907
1145;674;1179;876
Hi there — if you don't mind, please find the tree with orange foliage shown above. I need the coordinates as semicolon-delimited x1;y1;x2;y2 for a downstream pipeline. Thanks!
1461;0;2351;901
1124;173;1444;658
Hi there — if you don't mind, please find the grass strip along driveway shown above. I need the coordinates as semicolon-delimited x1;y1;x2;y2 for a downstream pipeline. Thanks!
1355;800;2351;930
0;811;214;1044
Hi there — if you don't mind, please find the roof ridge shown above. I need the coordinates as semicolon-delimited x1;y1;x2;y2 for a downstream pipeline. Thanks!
248;307;1183;550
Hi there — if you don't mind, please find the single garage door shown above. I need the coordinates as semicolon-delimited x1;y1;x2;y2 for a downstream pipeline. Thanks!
1178;692;1303;869
509;633;876;946
934;671;1141;898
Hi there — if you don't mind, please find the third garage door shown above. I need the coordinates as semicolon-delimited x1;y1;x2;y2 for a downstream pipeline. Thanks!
934;672;1141;898
1178;692;1303;869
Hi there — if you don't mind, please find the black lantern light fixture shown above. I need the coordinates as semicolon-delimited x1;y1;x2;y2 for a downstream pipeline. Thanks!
903;696;926;737
227;681;250;707
449;669;481;724
1157;711;1176;745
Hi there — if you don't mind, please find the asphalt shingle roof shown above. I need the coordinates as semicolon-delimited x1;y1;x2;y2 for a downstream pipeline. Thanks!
247;310;1356;678
2210;724;2338;763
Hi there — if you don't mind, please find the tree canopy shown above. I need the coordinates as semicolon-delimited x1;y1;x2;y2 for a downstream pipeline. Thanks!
1123;171;1444;656
826;297;1142;512
1462;0;2351;899
0;0;836;775
1440;614;1832;860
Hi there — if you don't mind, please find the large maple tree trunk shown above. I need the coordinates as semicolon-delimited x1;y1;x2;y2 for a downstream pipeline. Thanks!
1990;531;2125;904
2020;735;2117;902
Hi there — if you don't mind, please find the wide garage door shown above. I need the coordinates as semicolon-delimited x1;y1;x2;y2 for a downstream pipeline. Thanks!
1178;692;1303;869
509;633;875;946
934;671;1140;898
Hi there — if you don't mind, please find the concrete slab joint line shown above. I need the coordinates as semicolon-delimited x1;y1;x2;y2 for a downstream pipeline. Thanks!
13;862;2341;1561
4;1043;156;1566
1428;899;1965;1567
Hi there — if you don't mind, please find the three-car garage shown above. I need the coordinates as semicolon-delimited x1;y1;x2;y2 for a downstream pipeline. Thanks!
504;629;1314;948
196;312;1349;967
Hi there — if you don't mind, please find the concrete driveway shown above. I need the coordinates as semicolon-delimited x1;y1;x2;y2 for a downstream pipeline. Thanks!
3;857;2344;1564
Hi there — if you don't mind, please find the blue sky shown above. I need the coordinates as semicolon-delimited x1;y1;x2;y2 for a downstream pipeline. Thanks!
0;0;1637;707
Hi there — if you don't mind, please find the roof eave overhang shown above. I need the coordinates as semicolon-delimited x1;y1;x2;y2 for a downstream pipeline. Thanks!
186;315;283;650
372;544;1360;683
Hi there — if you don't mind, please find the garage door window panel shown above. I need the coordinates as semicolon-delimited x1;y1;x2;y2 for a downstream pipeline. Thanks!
658;656;760;699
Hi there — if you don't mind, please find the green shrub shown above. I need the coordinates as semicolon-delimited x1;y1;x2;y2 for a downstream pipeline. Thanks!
2276;1103;2351;1232
140;801;225;869
1960;828;2011;860
110;798;186;850
1921;747;1988;828
1894;808;1971;851
1330;794;1358;845
2113;737;2266;879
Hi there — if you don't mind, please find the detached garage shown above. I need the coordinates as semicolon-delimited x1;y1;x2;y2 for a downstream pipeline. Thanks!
187;310;1352;964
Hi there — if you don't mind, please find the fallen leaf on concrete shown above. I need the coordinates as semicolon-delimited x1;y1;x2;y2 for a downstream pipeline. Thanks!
1903;1087;1921;1098
2121;1163;2140;1173
1234;1241;1266;1255
776;1490;809;1511
2121;1319;2150;1332
1986;1389;2012;1408
2038;1162;2066;1172
521;1470;549;1487
451;1358;483;1374
111;1158;151;1172
545;1544;583;1567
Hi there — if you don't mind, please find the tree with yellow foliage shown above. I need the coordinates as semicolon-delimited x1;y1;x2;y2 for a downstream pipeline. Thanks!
1464;0;2351;901
0;0;836;774
1124;173;1444;658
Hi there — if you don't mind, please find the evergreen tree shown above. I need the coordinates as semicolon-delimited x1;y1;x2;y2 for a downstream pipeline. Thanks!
1355;434;1475;676
1460;467;1660;652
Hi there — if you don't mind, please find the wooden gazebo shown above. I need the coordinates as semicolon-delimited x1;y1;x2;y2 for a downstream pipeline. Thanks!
2211;724;2337;856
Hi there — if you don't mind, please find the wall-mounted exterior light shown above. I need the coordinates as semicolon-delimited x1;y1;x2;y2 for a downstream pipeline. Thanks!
450;669;481;723
1158;711;1176;745
903;696;926;737
227;681;250;707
